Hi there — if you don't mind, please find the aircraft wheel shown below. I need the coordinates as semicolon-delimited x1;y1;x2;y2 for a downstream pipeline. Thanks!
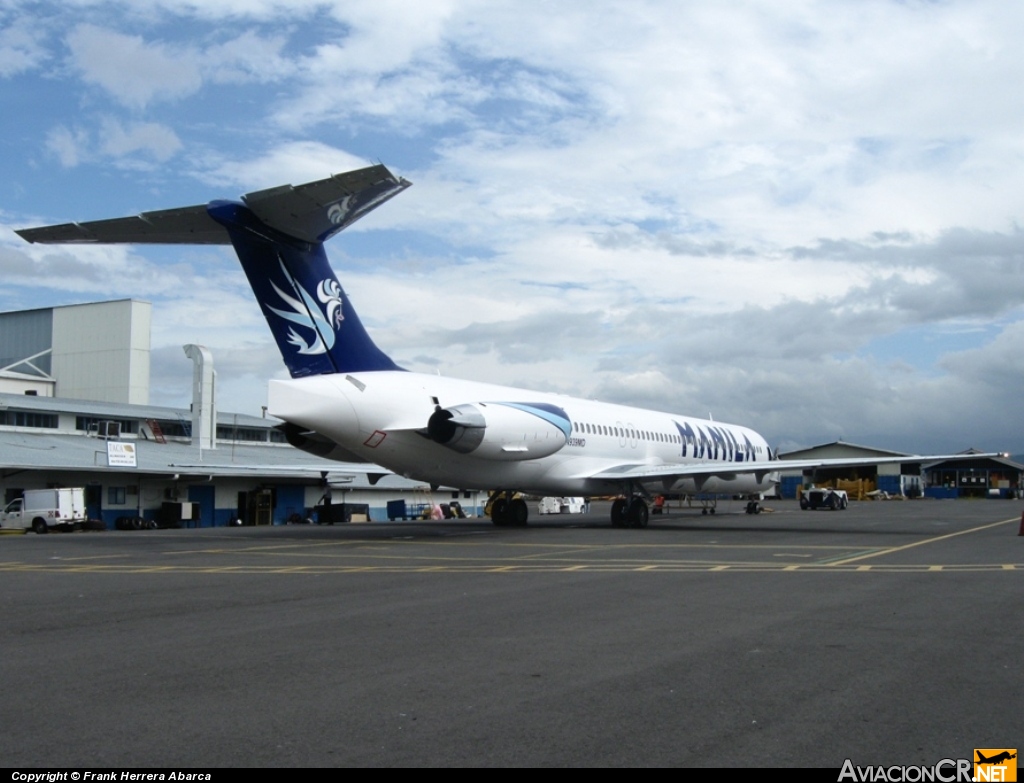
610;498;628;527
491;498;509;526
701;508;708;516
840;497;848;510
509;498;529;526
709;507;715;515
799;498;809;510
627;498;648;528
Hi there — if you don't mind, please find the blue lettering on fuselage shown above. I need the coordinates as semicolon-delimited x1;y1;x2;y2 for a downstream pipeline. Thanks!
673;421;755;462
674;420;694;458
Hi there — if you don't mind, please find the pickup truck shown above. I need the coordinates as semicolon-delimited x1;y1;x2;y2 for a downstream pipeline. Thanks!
0;488;88;533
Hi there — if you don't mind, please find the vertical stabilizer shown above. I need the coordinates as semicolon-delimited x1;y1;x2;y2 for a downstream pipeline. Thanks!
209;200;401;377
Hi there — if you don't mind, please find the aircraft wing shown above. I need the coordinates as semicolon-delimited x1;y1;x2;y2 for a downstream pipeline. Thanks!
16;164;410;246
588;452;1000;483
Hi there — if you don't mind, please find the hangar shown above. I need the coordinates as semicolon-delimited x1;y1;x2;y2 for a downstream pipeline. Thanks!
923;451;1023;499
0;300;483;527
777;441;1023;500
777;441;924;499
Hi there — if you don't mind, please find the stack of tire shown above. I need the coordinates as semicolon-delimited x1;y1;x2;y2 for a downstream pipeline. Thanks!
115;516;158;530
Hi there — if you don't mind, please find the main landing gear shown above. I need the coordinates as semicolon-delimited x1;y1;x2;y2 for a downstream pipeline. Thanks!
489;491;529;527
611;496;649;528
744;500;762;515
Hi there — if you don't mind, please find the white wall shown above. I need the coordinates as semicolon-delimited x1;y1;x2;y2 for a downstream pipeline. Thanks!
0;374;54;396
51;300;151;404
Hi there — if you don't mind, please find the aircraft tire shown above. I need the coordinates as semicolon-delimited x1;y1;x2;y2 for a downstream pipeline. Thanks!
610;498;628;527
840;496;848;510
491;497;509;526
509;498;529;526
627;498;648;528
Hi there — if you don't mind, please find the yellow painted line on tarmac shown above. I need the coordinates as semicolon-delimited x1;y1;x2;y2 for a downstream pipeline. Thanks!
166;540;356;556
50;553;135;562
0;562;1019;574
825;517;1019;566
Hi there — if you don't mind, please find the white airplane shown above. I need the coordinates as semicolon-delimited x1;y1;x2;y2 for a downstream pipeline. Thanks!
17;165;990;527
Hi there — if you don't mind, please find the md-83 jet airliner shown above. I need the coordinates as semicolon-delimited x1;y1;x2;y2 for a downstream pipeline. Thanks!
17;165;987;527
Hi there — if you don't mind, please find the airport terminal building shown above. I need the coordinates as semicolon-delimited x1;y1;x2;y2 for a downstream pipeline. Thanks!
0;300;483;526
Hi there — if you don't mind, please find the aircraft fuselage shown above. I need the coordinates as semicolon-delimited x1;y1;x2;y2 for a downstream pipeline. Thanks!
269;371;776;497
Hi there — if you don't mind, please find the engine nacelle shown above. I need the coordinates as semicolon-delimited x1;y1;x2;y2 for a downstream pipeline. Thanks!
426;402;571;461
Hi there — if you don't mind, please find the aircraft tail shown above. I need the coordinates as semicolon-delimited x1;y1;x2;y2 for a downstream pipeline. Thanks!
17;165;411;378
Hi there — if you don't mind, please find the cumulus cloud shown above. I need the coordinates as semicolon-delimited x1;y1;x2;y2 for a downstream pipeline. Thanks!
0;13;47;76
192;141;374;191
98;118;182;161
44;118;182;167
45;126;89;168
66;24;203;109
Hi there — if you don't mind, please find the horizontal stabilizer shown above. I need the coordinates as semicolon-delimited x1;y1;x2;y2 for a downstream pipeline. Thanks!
17;164;410;246
17;204;229;245
242;164;410;244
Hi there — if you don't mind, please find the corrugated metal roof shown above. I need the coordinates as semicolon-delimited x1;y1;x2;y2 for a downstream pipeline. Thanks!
779;440;910;459
0;431;429;490
0;392;273;427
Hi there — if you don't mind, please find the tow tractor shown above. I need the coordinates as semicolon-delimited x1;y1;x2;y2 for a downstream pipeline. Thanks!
799;486;849;511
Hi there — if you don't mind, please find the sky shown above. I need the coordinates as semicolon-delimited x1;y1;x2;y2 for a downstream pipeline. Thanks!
1;0;1022;455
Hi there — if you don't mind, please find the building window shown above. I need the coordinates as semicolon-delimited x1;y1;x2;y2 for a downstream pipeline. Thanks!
151;420;190;438
107;487;126;505
0;410;58;428
77;417;138;435
216;426;271;442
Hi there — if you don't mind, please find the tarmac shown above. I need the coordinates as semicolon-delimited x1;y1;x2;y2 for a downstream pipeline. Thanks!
1;498;1021;767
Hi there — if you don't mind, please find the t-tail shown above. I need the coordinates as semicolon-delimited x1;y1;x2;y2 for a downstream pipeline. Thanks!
17;164;411;378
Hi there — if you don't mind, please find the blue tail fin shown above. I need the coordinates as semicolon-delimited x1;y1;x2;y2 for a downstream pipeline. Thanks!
16;164;409;378
207;166;409;377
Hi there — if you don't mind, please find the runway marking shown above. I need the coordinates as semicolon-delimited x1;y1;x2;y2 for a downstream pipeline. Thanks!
0;563;1019;573
3;516;1017;574
824;517;1019;566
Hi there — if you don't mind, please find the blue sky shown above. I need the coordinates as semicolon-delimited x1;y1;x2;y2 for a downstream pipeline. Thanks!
2;0;1023;454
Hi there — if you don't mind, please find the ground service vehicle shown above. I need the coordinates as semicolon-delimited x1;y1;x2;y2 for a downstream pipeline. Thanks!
1;488;88;533
800;487;849;510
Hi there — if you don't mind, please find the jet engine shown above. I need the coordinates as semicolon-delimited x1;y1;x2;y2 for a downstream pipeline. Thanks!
426;401;570;461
